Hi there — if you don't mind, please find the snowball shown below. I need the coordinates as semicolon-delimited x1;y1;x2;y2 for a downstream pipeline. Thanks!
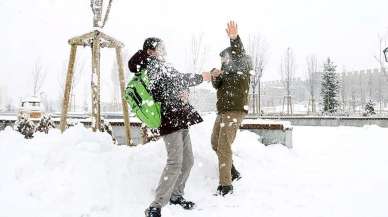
146;100;155;106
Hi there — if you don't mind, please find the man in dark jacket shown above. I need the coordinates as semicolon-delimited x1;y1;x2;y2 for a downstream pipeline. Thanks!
211;21;252;196
128;37;211;217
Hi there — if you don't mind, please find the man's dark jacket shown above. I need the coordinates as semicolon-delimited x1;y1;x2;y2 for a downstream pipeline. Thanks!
128;50;203;136
212;35;252;113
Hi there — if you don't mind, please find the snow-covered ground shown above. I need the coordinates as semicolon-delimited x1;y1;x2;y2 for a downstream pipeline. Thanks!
0;114;388;217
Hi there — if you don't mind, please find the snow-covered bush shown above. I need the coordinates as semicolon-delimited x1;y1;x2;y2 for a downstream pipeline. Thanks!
144;127;160;143
100;119;117;144
35;114;56;134
364;100;376;116
14;114;35;139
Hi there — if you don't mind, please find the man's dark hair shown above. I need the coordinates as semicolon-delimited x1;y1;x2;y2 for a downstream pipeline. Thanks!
143;37;163;51
219;47;233;57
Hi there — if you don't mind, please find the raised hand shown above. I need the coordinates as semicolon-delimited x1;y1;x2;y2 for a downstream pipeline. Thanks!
226;21;238;40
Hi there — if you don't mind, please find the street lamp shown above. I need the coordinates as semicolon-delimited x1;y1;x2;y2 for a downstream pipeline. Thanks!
254;65;263;115
383;47;388;62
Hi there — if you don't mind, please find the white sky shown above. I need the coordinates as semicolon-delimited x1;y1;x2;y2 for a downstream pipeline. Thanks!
1;0;388;104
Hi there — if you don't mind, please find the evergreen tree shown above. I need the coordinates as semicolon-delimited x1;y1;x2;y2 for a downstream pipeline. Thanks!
36;114;55;134
320;58;340;114
14;114;35;139
364;100;376;116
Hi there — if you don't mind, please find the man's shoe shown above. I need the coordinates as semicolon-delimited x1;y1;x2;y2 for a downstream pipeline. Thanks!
231;164;241;182
145;207;161;217
169;195;195;210
217;185;233;196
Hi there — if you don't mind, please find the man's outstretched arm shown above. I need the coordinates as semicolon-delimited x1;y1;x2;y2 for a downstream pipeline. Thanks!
226;21;245;56
169;67;211;88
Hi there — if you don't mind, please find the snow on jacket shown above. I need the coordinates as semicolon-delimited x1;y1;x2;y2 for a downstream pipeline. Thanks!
128;50;203;136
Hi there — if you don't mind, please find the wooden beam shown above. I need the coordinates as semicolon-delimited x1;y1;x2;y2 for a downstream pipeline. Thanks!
91;32;102;131
60;45;77;132
116;47;132;145
68;31;94;46
100;32;124;48
68;31;124;48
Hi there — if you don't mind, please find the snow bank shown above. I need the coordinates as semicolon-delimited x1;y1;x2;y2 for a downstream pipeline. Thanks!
0;115;17;121
0;115;388;217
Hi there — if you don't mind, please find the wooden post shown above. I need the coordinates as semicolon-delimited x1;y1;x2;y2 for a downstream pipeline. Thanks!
91;31;101;131
116;47;132;145
96;35;102;131
60;45;77;132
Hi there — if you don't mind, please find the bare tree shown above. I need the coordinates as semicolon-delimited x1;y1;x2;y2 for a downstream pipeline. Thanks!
367;70;374;100
339;70;347;113
376;69;384;113
32;61;47;97
186;33;207;101
110;60;122;112
108;49;130;112
187;32;207;95
187;33;207;74
359;71;366;109
58;59;85;112
373;35;387;112
306;54;318;114
280;47;295;115
247;34;268;114
0;85;3;110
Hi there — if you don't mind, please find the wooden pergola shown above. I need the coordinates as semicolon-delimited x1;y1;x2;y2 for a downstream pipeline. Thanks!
59;0;132;145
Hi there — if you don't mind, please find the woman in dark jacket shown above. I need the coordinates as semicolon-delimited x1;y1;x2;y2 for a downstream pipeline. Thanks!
128;37;210;217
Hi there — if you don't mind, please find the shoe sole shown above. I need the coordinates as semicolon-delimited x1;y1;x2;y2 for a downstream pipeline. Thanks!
213;191;234;196
169;202;196;210
144;208;161;217
232;176;242;182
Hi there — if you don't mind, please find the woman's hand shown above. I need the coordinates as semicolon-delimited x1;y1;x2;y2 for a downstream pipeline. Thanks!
202;71;211;81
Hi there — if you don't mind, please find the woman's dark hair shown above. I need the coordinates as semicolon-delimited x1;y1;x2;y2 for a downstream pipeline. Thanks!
128;50;148;73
